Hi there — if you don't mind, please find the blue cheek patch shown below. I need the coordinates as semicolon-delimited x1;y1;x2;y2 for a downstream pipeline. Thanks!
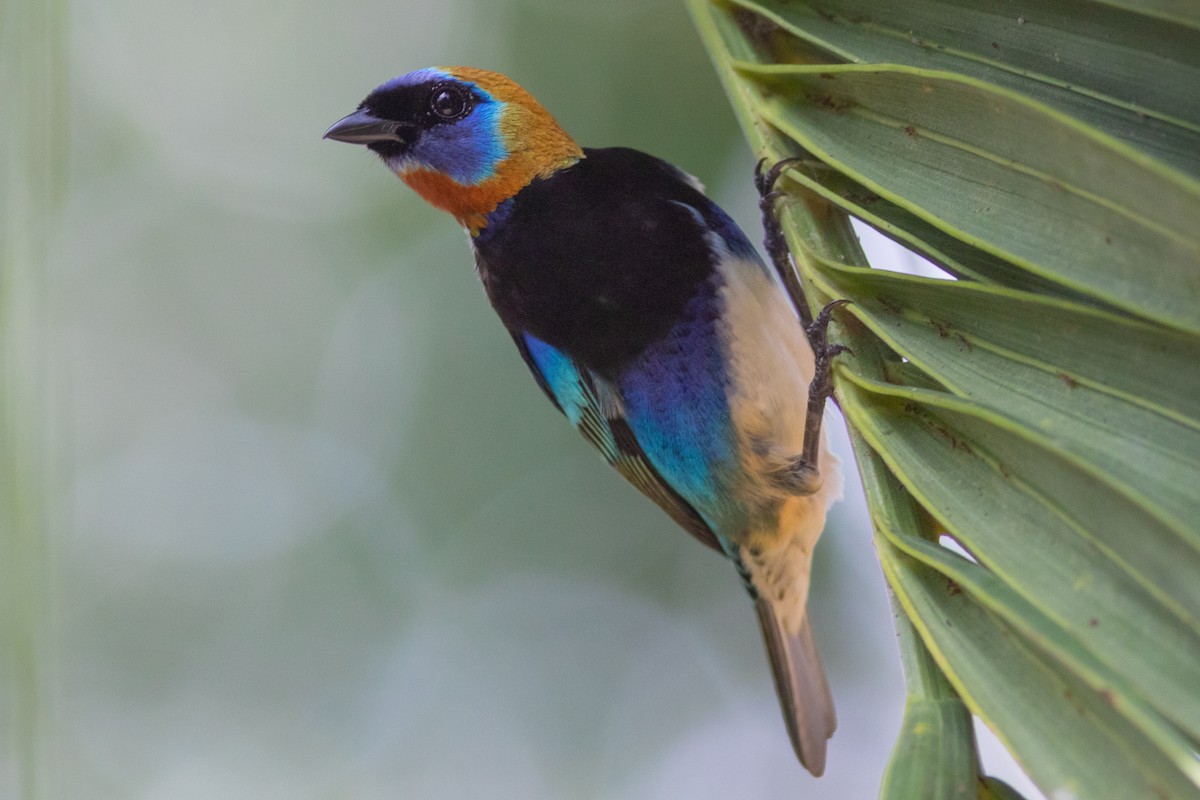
412;94;508;186
618;280;739;531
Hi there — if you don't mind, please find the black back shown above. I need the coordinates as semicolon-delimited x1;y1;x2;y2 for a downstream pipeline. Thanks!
473;147;721;377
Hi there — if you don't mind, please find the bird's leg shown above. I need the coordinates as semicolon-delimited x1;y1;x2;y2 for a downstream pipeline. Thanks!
757;159;851;494
802;298;851;456
756;157;815;329
777;303;853;497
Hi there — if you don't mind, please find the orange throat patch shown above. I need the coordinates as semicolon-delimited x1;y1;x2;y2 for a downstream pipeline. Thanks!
400;137;582;235
400;167;526;235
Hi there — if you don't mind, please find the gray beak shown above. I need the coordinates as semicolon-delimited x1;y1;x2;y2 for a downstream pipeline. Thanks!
324;109;414;144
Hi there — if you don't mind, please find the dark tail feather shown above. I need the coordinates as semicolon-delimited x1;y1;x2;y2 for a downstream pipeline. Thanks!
755;597;836;776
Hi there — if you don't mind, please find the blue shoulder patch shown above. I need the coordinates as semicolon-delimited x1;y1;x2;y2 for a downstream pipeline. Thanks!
521;333;587;426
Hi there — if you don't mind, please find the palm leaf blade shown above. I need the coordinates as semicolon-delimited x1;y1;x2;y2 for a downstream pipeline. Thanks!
690;0;1200;794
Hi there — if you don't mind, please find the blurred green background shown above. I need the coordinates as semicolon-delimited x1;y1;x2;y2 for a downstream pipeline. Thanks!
5;0;975;796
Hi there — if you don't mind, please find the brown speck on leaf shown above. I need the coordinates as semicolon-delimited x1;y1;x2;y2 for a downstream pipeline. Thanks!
946;579;962;596
997;462;1010;478
1088;618;1100;627
811;93;856;112
1105;235;1113;245
904;125;917;137
1060;373;1079;389
819;72;836;80
931;319;950;338
733;8;778;52
904;401;920;415
846;190;880;205
932;424;951;442
1099;689;1114;707
955;333;973;351
1063;688;1085;714
879;297;902;314
991;41;1000;49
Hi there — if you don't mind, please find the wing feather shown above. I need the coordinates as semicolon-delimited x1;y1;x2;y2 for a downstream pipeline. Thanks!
514;332;721;552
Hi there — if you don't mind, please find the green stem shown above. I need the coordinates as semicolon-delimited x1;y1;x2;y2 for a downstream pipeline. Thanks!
1;0;68;795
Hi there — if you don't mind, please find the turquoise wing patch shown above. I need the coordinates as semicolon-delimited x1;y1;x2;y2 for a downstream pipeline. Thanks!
512;332;720;552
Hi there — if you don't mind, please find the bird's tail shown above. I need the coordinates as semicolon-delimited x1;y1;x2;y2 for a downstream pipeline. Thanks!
754;597;836;776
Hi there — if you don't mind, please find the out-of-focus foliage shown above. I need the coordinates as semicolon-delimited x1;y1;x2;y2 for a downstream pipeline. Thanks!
690;1;1200;798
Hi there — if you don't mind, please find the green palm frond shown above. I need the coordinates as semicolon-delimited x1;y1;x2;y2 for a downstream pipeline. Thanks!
689;1;1200;797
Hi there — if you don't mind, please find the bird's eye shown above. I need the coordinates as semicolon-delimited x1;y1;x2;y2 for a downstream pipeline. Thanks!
430;86;468;120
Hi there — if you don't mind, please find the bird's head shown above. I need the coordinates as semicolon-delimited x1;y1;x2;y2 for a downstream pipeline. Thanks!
326;67;583;234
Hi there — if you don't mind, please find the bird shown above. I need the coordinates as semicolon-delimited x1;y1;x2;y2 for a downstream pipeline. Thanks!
326;67;845;776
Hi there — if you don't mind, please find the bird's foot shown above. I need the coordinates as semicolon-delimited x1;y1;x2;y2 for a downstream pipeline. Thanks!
806;299;853;404
793;300;852;492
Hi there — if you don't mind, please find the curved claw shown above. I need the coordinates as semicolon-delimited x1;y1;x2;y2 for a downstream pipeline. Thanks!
827;343;853;359
754;157;772;194
818;298;852;314
805;299;852;346
757;157;808;199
